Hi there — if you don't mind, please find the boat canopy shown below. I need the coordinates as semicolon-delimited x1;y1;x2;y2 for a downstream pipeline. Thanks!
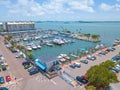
80;48;86;51
35;59;47;71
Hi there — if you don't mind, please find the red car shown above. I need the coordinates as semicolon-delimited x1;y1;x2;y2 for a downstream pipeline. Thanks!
105;49;110;52
6;76;11;82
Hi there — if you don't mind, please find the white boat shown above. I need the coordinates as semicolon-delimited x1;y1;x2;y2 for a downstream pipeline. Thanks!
59;58;66;62
53;38;65;45
26;46;32;51
37;45;41;48
23;38;28;41
32;45;37;50
35;36;40;40
46;43;53;47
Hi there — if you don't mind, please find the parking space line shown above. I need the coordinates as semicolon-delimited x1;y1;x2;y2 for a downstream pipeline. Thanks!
50;79;57;85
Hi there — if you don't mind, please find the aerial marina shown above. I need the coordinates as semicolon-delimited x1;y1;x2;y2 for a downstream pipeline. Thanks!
0;0;120;89
0;21;120;90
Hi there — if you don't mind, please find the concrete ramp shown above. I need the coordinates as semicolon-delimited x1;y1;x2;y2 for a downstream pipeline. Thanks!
59;71;79;87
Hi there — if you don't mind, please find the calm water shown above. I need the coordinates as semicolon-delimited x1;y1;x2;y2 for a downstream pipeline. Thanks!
33;21;120;58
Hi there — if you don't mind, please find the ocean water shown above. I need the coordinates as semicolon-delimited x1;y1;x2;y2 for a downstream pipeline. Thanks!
33;21;120;58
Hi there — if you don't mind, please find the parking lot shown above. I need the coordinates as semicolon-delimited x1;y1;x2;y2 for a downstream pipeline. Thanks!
0;37;28;90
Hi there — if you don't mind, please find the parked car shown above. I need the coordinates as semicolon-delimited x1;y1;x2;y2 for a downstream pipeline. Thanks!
111;55;120;62
1;65;6;71
109;47;115;51
80;60;88;64
5;75;11;82
74;62;81;68
105;48;111;52
24;65;31;69
114;66;120;71
22;61;31;66
11;49;18;53
0;77;5;84
87;55;96;61
109;68;119;73
76;76;88;84
70;62;81;68
0;62;4;65
116;63;120;68
69;64;76;69
29;67;39;75
27;66;34;72
54;66;62;71
0;87;8;90
99;51;107;55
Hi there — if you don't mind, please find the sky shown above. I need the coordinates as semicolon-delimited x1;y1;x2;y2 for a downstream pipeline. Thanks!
0;0;120;21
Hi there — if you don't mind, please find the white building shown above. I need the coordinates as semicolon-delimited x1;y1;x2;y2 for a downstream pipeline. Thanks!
5;22;35;31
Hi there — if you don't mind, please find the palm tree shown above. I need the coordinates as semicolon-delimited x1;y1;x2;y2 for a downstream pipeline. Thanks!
84;33;91;40
16;45;24;51
91;34;100;41
28;52;33;59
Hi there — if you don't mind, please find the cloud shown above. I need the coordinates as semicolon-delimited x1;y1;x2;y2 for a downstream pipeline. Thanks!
100;3;112;11
100;3;120;11
67;0;94;12
116;0;120;2
8;0;44;16
0;0;95;17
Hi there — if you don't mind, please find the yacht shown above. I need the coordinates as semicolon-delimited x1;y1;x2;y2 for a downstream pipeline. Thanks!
26;46;32;51
37;45;41;48
46;43;54;47
53;38;64;45
32;45;37;50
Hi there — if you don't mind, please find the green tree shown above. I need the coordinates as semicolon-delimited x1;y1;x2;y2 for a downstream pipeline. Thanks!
86;65;118;89
101;60;116;69
16;45;24;50
91;34;100;41
10;40;16;47
87;85;96;90
84;33;91;40
27;52;33;59
7;34;13;41
2;29;8;32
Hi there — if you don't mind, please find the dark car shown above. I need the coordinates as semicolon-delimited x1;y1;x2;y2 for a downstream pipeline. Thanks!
80;60;88;64
11;49;18;53
69;64;76;69
109;68;119;73
0;77;5;84
109;47;115;51
29;67;39;75
22;61;31;66
76;76;88;84
1;65;6;71
111;55;120;62
99;51;107;55
54;66;62;71
0;87;8;90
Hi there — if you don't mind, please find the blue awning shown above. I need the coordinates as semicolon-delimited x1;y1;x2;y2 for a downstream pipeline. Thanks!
80;48;86;51
35;61;46;71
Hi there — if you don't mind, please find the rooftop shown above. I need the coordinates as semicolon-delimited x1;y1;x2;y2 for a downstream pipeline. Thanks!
39;55;58;64
6;22;34;25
